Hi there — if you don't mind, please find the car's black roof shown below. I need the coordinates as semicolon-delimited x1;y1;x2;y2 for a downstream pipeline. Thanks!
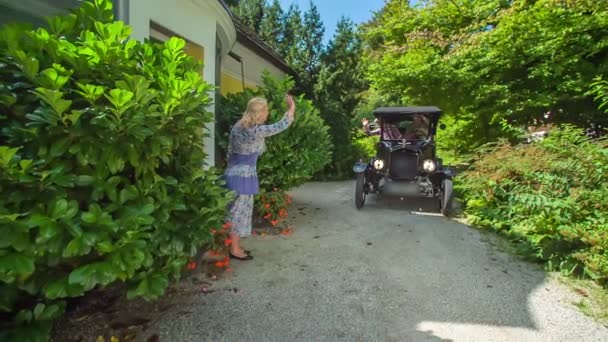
373;106;442;116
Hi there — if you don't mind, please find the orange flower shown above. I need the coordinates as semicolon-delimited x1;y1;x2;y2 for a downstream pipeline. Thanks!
264;213;272;219
224;238;232;246
210;229;217;235
215;257;230;268
222;222;233;229
187;261;197;270
264;203;270;209
270;219;279;226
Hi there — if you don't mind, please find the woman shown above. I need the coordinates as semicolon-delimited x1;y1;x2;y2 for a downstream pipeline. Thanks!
224;95;296;260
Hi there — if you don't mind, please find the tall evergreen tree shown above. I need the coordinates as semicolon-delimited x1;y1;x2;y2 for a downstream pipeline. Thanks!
232;0;266;34
280;4;304;60
314;17;368;179
259;0;284;51
294;1;325;98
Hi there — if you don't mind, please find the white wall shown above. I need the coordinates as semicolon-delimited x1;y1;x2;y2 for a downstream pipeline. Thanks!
127;0;235;166
223;41;288;87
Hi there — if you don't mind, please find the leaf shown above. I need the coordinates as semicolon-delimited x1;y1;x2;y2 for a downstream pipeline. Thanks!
39;67;70;90
63;237;90;258
68;262;117;291
37;303;64;321
127;273;169;300
104;88;134;112
26;107;60;127
0;146;19;166
0;253;35;276
50;198;68;219
39;221;60;241
76;175;95;186
33;88;72;116
119;185;138;204
76;83;104;103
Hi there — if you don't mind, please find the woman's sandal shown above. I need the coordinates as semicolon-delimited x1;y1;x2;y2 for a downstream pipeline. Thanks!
229;252;253;261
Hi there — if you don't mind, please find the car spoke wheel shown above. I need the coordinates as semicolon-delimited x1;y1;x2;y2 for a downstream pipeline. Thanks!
441;178;453;216
355;172;367;209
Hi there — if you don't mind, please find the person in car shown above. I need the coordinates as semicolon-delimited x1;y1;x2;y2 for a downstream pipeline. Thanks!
361;118;403;140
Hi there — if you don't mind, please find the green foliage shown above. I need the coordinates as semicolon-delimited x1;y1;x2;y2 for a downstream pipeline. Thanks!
363;0;608;155
216;73;332;191
351;130;378;162
0;0;230;339
314;18;368;179
231;0;266;33
589;76;608;114
459;126;608;283
259;0;284;51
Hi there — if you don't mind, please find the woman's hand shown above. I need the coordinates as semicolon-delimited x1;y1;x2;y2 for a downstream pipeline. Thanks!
361;118;369;127
286;94;296;120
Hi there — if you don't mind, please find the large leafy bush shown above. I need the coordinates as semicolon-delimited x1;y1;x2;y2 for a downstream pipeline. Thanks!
0;0;230;339
459;126;608;283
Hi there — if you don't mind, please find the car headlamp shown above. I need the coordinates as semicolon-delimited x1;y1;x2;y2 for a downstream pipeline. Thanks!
422;159;437;173
373;159;385;170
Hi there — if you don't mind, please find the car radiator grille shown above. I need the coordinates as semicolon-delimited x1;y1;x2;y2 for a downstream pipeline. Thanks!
389;151;418;179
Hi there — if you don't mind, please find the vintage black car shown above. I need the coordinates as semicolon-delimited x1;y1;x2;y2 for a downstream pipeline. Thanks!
353;106;455;216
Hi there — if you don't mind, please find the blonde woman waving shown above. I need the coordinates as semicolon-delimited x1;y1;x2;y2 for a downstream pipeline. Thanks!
224;95;296;260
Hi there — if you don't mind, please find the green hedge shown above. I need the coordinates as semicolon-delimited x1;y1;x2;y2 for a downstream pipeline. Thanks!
216;73;332;191
0;1;230;339
459;126;608;284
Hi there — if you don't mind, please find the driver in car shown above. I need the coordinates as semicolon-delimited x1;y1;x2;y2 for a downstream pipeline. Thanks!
361;118;402;140
403;114;429;140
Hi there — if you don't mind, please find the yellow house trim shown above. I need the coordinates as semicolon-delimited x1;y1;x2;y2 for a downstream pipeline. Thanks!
220;72;256;95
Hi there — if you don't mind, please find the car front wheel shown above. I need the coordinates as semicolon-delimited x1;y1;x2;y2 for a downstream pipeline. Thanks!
355;172;366;209
440;178;453;216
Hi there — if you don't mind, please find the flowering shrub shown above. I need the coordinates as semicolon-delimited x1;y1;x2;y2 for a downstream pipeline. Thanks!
255;188;292;227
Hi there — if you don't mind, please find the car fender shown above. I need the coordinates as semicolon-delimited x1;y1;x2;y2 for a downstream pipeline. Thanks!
439;166;456;179
353;162;368;174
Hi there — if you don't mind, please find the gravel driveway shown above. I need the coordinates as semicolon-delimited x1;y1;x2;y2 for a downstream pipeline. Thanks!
142;181;608;342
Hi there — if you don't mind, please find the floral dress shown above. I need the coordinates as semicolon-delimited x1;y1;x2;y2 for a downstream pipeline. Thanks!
224;113;292;237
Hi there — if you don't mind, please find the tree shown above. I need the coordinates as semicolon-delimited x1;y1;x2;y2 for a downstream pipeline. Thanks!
232;0;266;33
363;0;608;160
314;18;368;179
259;0;283;50
280;4;304;62
297;2;325;97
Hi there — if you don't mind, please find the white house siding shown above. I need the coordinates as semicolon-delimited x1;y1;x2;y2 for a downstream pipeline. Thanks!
223;41;288;88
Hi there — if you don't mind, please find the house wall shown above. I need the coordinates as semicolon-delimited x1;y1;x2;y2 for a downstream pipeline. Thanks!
220;41;288;95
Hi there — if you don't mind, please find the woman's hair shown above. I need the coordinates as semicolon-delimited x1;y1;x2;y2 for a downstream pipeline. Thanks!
236;97;268;128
